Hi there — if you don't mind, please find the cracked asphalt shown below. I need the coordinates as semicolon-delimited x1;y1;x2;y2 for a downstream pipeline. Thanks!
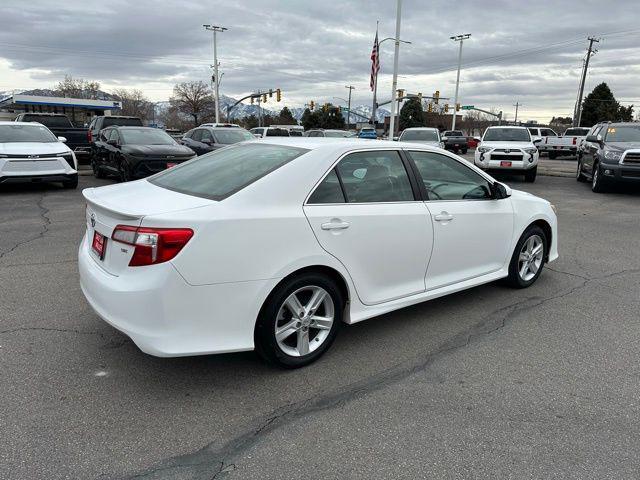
1;174;639;479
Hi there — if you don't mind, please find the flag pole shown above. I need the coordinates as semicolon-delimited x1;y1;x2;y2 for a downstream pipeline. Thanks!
371;21;379;125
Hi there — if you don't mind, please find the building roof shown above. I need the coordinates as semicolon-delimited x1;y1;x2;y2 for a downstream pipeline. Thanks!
0;94;122;110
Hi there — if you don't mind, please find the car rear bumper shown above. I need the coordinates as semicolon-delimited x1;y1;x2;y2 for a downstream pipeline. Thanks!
126;156;192;179
78;233;270;357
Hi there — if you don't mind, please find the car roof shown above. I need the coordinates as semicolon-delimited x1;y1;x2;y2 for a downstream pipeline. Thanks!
403;127;438;130
255;137;416;151
109;126;157;130
0;121;43;126
487;126;527;129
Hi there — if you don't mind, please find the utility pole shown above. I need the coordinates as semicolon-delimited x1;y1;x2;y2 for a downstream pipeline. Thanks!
513;102;521;124
450;33;471;130
203;24;227;124
345;85;355;128
574;36;600;127
388;0;403;141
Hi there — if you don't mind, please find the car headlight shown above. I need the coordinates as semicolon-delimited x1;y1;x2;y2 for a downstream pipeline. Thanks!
550;203;557;215
524;147;538;154
59;152;76;169
603;150;622;161
439;142;445;149
478;146;491;153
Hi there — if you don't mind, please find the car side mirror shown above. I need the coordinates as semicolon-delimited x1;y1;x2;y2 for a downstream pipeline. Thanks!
533;138;542;144
493;182;511;199
393;136;399;141
57;136;67;143
586;134;603;145
107;139;118;146
202;138;212;145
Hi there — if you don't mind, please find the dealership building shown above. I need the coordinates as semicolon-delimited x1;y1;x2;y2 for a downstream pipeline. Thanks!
0;94;122;126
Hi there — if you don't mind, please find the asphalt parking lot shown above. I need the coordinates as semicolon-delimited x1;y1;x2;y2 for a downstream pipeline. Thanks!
2;173;640;479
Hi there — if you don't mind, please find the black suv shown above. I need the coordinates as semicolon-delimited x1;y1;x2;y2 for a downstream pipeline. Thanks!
181;126;254;156
577;122;640;192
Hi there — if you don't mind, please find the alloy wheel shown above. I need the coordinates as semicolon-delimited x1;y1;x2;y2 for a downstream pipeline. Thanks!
275;286;334;357
518;234;544;282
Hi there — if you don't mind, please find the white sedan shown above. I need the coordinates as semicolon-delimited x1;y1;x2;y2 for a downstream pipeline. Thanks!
0;121;78;188
79;138;558;367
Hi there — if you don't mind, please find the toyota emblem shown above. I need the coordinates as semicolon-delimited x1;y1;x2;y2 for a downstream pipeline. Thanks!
90;213;96;228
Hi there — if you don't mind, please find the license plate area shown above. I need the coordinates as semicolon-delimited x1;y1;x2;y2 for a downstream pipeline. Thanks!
92;231;107;260
500;161;512;167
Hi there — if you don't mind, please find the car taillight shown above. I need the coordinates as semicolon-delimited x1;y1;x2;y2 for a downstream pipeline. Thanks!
112;225;194;267
572;137;577;145
88;130;93;142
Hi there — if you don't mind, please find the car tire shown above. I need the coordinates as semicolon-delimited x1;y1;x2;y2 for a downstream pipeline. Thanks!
591;162;609;193
548;151;557;160
254;272;344;368
524;166;537;183
505;225;547;288
576;157;587;182
62;174;78;189
461;148;468;154
92;160;105;179
118;160;132;182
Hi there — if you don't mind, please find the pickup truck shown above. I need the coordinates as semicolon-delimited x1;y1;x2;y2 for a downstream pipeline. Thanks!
539;127;591;159
14;113;90;160
441;130;468;154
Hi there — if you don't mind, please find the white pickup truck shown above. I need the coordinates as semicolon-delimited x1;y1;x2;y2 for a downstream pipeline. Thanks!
538;127;591;159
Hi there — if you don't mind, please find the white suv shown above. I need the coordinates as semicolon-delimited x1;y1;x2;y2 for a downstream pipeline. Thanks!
474;126;539;182
0;122;78;188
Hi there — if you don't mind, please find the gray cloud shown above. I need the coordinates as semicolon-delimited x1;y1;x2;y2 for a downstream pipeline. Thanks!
0;0;639;121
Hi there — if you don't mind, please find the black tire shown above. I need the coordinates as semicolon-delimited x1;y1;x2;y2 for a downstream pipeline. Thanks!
576;157;587;182
118;159;132;182
461;148;468;154
254;272;344;368
505;225;547;288
591;161;609;193
92;160;106;179
62;174;78;189
524;166;537;183
548;151;557;160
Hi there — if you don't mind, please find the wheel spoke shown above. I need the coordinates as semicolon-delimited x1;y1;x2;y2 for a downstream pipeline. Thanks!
519;262;529;279
519;252;528;262
275;319;298;342
311;315;333;330
306;288;327;314
284;294;304;318
532;242;543;257
297;330;310;355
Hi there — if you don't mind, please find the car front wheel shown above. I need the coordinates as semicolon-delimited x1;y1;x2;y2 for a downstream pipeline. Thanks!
524;166;537;182
505;225;547;288
591;162;610;193
255;273;343;368
576;157;587;182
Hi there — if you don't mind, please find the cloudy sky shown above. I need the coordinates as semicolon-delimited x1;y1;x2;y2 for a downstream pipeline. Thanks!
1;0;639;122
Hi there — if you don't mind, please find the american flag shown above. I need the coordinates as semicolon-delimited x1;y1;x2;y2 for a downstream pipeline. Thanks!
370;30;380;91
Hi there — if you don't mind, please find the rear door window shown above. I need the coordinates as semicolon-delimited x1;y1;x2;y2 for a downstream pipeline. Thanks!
308;169;345;204
334;151;414;203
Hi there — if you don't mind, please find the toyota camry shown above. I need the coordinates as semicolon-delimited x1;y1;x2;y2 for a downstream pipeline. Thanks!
79;138;558;367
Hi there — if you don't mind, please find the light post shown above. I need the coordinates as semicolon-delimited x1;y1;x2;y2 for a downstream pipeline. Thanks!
371;36;411;126
388;0;403;141
345;85;355;128
203;24;227;124
450;33;470;131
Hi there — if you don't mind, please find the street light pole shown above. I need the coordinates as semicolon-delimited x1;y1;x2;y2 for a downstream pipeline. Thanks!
203;24;227;124
450;33;470;131
345;85;355;128
388;0;403;141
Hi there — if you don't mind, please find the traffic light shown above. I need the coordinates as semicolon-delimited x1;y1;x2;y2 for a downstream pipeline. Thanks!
276;88;281;102
444;104;449;113
456;103;461;111
322;104;328;112
434;90;440;104
427;103;433;113
262;93;267;103
418;92;423;102
309;100;315;110
268;89;273;98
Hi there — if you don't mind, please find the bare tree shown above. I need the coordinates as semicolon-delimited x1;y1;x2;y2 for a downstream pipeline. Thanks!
55;75;101;99
112;88;153;120
170;81;215;127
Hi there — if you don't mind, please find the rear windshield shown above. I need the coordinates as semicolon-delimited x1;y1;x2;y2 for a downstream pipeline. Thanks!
121;128;176;145
0;124;58;143
212;129;255;144
565;128;590;136
102;117;143;128
21;115;71;128
323;130;350;138
149;143;308;200
444;131;463;137
483;128;530;142
401;130;439;141
266;128;290;137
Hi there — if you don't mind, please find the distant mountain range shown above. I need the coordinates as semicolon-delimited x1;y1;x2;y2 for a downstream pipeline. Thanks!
1;89;390;123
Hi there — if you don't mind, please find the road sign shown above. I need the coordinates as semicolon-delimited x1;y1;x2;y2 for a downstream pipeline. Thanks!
461;105;474;110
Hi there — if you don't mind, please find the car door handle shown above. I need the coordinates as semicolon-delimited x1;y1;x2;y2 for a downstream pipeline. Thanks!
321;221;350;230
434;212;454;222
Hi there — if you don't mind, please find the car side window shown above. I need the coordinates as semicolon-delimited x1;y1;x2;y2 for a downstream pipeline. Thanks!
334;151;414;203
100;129;111;142
109;130;120;144
202;130;214;143
191;129;203;142
409;151;492;201
183;130;193;139
308;169;345;204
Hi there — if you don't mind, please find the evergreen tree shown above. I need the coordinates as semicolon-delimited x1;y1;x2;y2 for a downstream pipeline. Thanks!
301;108;318;130
399;98;425;131
278;106;297;125
581;82;634;126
